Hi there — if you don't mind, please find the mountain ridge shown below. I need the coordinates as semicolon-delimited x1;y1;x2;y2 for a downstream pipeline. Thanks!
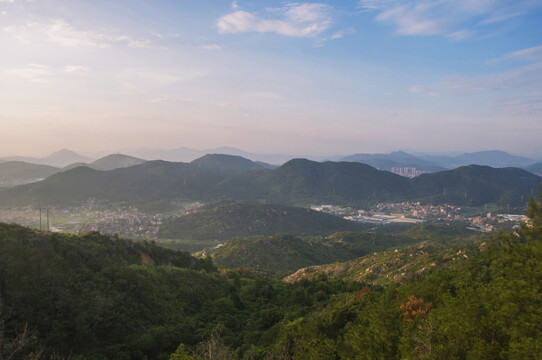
0;157;539;209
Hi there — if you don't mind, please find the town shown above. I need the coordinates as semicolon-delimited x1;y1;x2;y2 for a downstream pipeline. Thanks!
0;199;529;240
311;202;528;232
0;202;202;239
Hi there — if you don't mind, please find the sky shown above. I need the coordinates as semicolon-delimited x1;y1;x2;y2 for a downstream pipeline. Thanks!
1;0;542;158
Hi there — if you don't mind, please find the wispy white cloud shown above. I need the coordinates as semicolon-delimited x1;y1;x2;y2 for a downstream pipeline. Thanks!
150;31;181;39
358;0;541;39
200;44;222;50
44;20;113;48
408;85;439;96
6;63;93;82
5;63;52;83
217;3;332;37
327;28;356;40
3;19;152;49
448;29;474;41
63;65;90;76
317;27;356;45
128;39;153;48
487;44;542;64
376;3;446;35
489;91;542;115
114;67;206;92
409;61;542;102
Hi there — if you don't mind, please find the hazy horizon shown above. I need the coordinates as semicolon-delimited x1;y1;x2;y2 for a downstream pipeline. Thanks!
1;146;540;163
1;0;542;158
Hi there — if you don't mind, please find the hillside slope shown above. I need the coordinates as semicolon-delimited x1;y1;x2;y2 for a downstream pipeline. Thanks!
410;165;540;206
0;158;539;209
206;231;429;273
0;161;59;186
190;154;265;172
159;202;367;241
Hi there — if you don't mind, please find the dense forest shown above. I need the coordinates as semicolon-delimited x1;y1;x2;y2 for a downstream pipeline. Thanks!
1;189;541;359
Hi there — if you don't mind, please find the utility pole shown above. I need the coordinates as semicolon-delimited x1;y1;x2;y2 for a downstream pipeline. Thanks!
47;208;50;231
39;208;42;231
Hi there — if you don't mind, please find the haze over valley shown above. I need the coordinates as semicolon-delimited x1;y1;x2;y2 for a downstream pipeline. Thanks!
1;0;541;359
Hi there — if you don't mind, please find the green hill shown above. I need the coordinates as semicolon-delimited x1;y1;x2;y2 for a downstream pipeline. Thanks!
1;189;542;360
410;165;540;206
0;223;219;359
90;153;147;171
0;222;363;359
190;154;265;172
0;158;539;209
285;229;492;285
205;231;430;273
0;161;224;207
159;203;368;241
211;159;410;206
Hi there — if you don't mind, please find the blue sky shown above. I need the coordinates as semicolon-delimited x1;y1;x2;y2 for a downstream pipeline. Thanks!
1;0;541;157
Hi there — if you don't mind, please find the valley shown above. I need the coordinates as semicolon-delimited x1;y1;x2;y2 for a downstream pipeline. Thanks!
0;150;540;360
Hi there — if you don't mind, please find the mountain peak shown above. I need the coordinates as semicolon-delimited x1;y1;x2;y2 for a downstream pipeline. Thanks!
191;154;264;172
41;149;93;167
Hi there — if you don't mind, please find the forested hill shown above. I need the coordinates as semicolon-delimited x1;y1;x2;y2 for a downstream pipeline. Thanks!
204;231;440;273
212;159;410;205
190;153;267;172
0;157;540;208
158;202;368;241
0;161;225;207
1;189;542;359
410;165;540;206
0;222;218;358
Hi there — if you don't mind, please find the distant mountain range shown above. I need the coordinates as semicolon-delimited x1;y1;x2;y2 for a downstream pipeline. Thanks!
63;154;147;171
0;149;94;168
420;150;537;168
118;146;293;165
2;147;540;173
0;154;148;187
341;151;445;172
0;162;59;187
524;162;542;176
0;154;539;209
343;150;539;172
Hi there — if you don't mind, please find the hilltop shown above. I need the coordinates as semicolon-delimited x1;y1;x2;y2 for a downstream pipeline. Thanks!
190;154;267;172
1;149;94;168
410;165;539;206
88;153;147;171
